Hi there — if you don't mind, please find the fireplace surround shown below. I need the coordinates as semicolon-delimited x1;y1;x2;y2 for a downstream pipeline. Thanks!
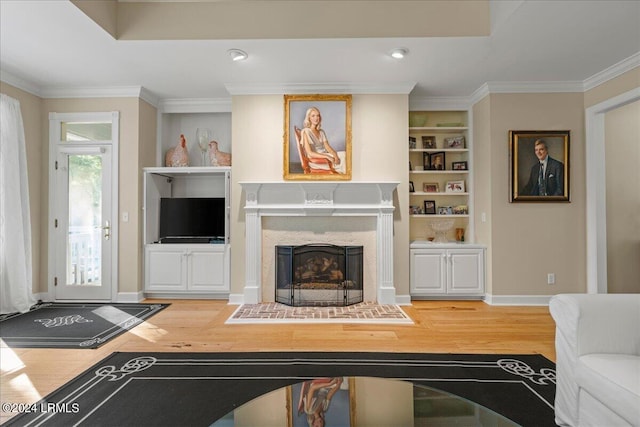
239;182;399;305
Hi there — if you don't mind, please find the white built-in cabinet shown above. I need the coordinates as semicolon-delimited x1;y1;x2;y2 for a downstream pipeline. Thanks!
143;167;231;298
410;243;485;298
408;110;485;299
143;104;232;299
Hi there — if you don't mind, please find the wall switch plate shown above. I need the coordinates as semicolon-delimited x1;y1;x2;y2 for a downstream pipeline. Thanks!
547;273;555;285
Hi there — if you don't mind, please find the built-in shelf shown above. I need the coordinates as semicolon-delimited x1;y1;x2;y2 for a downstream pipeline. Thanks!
411;192;469;196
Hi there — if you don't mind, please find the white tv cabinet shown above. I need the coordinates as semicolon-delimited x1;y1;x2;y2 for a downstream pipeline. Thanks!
143;167;231;298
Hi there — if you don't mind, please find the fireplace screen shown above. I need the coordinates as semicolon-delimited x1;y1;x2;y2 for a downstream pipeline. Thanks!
276;244;363;307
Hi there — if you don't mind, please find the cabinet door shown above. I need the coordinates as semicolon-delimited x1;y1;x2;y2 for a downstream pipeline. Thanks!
447;249;484;294
188;249;226;291
410;250;446;294
145;248;187;291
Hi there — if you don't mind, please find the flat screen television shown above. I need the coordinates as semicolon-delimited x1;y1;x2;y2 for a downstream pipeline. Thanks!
159;198;225;243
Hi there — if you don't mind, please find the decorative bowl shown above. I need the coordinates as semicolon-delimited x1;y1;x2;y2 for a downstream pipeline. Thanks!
430;219;455;243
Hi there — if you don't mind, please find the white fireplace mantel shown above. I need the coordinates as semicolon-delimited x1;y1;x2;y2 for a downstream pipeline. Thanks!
239;181;400;304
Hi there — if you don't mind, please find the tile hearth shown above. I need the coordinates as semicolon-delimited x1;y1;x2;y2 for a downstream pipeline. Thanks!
226;302;413;324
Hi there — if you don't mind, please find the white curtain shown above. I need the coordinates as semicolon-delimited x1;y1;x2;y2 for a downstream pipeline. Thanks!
0;94;36;314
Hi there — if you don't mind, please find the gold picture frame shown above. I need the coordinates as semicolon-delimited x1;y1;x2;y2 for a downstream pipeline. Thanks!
509;130;570;202
284;94;352;180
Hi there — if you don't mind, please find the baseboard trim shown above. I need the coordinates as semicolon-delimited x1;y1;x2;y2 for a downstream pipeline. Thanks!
228;294;245;305
484;294;552;306
116;291;145;303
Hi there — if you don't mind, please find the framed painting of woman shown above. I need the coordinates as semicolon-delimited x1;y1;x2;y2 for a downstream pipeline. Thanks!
284;94;352;180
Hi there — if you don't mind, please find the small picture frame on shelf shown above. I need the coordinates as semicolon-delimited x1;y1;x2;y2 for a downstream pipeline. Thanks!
422;136;436;149
438;206;453;215
445;136;465;148
452;161;468;170
430;152;445;170
424;200;436;214
410;205;421;215
453;205;469;215
409;181;415;192
423;182;439;193
409;136;417;149
409;161;413;171
445;180;465;192
422;152;431;169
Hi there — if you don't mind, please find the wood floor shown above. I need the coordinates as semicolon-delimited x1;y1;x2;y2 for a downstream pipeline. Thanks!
0;299;556;424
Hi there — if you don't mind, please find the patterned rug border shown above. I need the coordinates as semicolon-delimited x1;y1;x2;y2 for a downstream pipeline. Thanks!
225;302;414;325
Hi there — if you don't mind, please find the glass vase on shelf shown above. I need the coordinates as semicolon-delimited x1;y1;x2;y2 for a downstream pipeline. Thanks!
196;128;212;166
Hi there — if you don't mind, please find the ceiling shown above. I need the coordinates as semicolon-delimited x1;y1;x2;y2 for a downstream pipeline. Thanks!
1;0;639;104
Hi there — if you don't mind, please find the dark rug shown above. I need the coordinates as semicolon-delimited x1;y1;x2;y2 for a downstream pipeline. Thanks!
3;352;556;426
0;302;169;349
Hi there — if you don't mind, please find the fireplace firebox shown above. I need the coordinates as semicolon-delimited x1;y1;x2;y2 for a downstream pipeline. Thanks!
276;244;363;307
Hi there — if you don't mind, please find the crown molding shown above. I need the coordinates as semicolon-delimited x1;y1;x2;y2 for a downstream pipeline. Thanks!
583;51;640;92
409;96;471;111
158;98;232;113
39;85;155;101
0;69;42;97
225;82;417;96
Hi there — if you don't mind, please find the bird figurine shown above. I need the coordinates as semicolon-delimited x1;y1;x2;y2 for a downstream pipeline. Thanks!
165;134;190;167
208;140;231;166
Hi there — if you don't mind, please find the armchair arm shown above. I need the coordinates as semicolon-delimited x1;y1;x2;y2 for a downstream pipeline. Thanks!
549;293;640;426
550;294;640;357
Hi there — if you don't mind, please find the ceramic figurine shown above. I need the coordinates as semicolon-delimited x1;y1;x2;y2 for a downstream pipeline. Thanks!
165;134;189;167
208;140;231;166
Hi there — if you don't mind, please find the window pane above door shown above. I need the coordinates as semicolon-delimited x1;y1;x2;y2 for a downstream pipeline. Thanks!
61;122;112;142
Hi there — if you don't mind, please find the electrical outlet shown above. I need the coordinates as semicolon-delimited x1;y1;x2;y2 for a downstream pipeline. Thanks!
547;273;555;285
122;211;129;222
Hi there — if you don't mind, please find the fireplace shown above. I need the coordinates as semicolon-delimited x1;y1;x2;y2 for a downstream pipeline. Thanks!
276;244;363;306
239;181;400;305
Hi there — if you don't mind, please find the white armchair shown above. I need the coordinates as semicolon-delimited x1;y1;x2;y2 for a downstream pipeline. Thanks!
549;294;640;426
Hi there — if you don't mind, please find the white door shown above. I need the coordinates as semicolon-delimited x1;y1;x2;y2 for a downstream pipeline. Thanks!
49;113;119;301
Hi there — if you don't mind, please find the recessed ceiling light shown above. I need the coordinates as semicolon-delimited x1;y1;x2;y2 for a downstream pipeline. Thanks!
390;48;408;59
228;49;248;62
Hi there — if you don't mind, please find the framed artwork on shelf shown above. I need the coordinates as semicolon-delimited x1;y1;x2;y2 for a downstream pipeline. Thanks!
445;135;465;148
509;130;570;202
284;94;352;181
422;152;431;169
438;206;453;215
422;135;436;149
453;205;469;215
288;377;355;427
409;136;416;149
423;182;439;193
430;152;445;170
424;200;436;214
410;205;422;214
409;181;415;192
452;161;468;170
445;180;465;192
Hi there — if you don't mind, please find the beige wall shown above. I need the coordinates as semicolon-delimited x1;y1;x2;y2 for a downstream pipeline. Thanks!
481;93;587;296
0;83;44;294
472;96;492;293
230;94;410;300
584;68;640;108
605;100;640;293
137;99;158;290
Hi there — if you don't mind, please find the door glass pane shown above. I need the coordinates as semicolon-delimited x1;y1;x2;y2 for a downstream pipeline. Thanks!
61;122;112;142
67;154;103;286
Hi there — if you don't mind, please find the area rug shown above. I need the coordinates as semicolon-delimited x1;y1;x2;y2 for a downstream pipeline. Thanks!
0;302;169;349
226;302;413;324
3;352;556;426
